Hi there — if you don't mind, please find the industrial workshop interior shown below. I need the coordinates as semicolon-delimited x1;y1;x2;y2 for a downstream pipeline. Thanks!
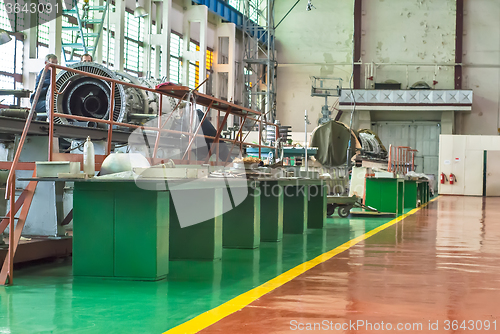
0;0;499;333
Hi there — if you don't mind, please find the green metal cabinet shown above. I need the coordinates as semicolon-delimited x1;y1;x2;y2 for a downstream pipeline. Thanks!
404;180;418;209
223;181;261;249
417;181;430;205
279;179;325;234
73;181;170;280
259;180;284;242
365;178;404;216
307;184;327;229
169;188;223;260
282;184;308;234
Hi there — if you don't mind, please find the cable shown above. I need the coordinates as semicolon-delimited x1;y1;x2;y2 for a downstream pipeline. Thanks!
274;0;301;30
345;1;357;169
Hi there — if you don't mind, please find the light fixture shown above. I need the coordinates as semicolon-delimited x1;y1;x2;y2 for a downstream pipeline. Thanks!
0;29;12;46
306;0;315;11
134;0;148;18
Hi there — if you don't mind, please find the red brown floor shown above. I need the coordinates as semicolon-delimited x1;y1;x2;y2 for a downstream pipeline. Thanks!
200;196;500;333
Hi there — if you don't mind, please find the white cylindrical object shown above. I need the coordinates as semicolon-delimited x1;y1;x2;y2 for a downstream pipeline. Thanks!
83;136;95;177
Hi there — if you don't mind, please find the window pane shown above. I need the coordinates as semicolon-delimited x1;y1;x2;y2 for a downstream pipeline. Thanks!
102;28;115;67
0;38;15;73
15;39;23;75
0;2;14;31
0;75;15;105
169;57;180;84
206;50;213;73
123;11;144;74
188;63;196;89
170;34;181;57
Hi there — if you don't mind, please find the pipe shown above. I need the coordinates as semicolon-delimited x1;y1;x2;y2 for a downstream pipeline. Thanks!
8;171;14;284
128;113;158;119
48;66;56;161
274;0;300;30
106;82;115;155
0;109;29;119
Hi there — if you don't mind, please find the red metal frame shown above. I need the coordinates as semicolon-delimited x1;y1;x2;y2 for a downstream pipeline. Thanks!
41;63;278;165
387;145;418;176
1;170;38;285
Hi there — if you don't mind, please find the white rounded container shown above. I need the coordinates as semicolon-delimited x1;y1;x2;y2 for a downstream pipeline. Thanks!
83;136;95;177
99;152;150;176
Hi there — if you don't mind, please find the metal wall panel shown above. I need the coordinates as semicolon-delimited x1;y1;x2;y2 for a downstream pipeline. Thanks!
373;122;441;191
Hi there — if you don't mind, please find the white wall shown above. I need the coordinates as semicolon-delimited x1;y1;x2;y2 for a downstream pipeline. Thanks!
460;0;500;135
275;0;354;131
439;135;500;196
362;0;456;89
274;0;500;137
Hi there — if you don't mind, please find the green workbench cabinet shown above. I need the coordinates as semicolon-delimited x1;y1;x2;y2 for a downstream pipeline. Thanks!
307;184;327;229
365;178;404;216
282;185;308;234
417;181;430;205
259;180;284;242
404;180;418;209
222;181;260;249
169;188;223;260
73;181;170;280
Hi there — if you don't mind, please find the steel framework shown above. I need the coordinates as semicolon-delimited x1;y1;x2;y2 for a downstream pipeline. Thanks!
387;145;418;176
242;0;276;124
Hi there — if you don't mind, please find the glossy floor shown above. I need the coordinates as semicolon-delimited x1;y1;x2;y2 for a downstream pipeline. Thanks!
3;196;498;334
0;208;394;333
201;196;500;333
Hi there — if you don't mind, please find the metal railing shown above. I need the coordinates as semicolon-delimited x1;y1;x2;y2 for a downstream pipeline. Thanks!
387;145;417;176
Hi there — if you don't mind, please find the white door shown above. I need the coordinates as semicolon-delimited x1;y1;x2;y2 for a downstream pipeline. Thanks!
486;151;500;196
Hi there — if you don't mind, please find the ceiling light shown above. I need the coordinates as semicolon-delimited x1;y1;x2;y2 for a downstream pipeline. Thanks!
134;0;148;18
306;0;315;11
0;29;12;46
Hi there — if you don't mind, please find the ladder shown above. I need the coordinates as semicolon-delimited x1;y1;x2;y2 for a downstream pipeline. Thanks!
61;0;109;64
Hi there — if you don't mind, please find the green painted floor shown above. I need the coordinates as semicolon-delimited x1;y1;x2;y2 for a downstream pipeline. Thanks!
0;214;396;334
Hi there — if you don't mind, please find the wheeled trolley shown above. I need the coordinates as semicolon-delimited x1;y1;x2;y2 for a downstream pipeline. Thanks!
327;195;358;218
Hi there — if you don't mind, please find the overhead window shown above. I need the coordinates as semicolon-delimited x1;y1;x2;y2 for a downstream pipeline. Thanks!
188;42;199;89
228;0;258;22
102;1;116;67
0;5;23;106
123;11;144;76
169;32;183;84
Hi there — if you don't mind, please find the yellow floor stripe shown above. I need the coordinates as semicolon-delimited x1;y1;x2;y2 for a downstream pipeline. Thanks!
165;197;439;334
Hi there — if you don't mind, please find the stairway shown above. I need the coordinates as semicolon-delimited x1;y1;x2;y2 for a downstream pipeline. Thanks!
0;170;38;285
62;0;109;64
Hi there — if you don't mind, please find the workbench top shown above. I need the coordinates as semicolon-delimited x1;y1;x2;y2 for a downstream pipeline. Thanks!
19;176;259;191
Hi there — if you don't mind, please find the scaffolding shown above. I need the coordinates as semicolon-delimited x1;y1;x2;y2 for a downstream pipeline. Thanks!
242;0;276;125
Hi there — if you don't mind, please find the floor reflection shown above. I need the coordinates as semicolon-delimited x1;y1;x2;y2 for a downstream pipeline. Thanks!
200;196;500;334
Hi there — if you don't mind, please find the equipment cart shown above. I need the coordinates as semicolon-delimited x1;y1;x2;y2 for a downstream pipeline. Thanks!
327;195;358;218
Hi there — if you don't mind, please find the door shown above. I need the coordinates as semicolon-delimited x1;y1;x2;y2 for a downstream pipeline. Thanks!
486;151;500;196
372;122;441;192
